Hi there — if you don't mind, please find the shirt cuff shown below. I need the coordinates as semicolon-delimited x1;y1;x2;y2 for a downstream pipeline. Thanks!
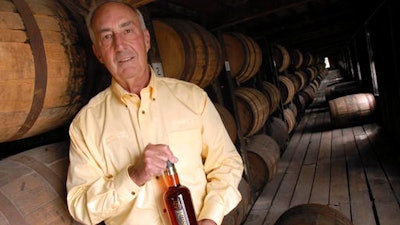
198;200;225;225
113;165;141;202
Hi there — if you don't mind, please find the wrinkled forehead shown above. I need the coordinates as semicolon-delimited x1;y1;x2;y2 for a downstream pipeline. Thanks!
91;2;139;29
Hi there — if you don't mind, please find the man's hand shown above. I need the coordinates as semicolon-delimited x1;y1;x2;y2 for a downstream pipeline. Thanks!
128;143;178;186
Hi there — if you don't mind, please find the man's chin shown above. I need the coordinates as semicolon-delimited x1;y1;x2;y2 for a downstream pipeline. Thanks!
118;67;142;78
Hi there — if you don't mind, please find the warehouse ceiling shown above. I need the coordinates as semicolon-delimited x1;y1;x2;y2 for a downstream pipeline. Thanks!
145;0;386;57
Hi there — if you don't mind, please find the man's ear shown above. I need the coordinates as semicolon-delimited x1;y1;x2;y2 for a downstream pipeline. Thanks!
92;44;104;63
144;29;151;53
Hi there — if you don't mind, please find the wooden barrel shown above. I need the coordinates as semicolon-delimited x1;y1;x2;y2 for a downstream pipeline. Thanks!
289;49;303;69
293;71;307;91
246;151;267;193
305;67;317;82
309;80;319;94
278;75;296;105
302;52;315;67
288;102;298;119
295;70;311;86
264;117;289;152
0;141;83;225
234;87;270;137
245;134;280;192
296;92;308;112
152;19;223;88
303;85;317;101
285;73;302;93
222;32;262;83
329;93;376;127
221;178;251;225
295;91;312;113
272;44;291;73
283;108;296;133
261;81;281;114
274;203;354;225
214;103;237;143
0;0;86;143
311;78;320;90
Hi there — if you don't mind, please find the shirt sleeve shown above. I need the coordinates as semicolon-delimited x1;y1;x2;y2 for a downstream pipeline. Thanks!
197;96;244;225
66;117;141;225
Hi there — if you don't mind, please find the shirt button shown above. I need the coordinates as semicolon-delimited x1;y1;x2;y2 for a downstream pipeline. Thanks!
141;110;145;114
131;191;136;195
155;176;159;179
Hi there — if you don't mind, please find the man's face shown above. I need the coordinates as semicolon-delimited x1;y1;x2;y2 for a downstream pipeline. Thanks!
91;2;150;82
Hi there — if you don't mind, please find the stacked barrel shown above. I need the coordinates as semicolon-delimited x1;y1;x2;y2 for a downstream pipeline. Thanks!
0;0;86;144
272;45;328;134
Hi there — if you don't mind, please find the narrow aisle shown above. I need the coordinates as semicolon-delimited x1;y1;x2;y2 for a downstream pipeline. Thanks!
243;69;400;225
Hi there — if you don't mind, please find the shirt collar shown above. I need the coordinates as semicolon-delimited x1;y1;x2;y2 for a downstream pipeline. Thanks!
110;65;157;106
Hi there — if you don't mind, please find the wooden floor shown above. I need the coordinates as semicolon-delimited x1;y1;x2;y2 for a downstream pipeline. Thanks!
243;70;400;225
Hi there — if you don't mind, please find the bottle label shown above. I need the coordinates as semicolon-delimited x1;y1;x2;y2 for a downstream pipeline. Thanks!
173;194;190;225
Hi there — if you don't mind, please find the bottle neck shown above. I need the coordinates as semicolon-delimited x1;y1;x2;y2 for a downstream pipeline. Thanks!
164;161;181;187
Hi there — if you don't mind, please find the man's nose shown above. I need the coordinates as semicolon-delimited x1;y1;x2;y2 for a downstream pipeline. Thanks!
113;33;124;49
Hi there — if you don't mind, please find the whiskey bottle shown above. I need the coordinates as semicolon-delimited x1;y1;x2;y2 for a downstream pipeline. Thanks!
163;161;198;225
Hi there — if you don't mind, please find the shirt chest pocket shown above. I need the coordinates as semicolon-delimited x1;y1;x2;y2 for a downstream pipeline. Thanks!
168;129;203;168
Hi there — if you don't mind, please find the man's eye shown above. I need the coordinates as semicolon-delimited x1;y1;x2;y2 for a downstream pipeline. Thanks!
125;29;132;34
104;34;113;40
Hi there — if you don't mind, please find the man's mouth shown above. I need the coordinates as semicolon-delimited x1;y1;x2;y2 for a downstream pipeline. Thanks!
119;56;134;63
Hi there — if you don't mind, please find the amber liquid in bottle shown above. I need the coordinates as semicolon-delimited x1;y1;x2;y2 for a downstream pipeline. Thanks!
163;161;198;225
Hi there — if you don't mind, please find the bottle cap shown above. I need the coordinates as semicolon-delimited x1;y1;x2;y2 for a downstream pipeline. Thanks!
166;160;173;168
165;160;176;176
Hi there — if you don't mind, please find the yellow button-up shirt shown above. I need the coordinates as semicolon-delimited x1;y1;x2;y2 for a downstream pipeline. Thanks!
66;67;243;225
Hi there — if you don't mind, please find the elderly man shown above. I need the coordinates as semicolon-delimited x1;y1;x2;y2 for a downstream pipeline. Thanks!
66;1;243;225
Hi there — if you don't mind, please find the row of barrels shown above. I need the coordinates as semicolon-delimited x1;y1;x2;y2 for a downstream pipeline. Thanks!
221;133;281;225
219;68;332;225
216;74;326;225
153;19;319;86
207;72;366;225
208;71;367;225
219;71;325;225
231;66;326;139
278;66;320;106
273;44;319;73
233;67;321;137
215;99;284;225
